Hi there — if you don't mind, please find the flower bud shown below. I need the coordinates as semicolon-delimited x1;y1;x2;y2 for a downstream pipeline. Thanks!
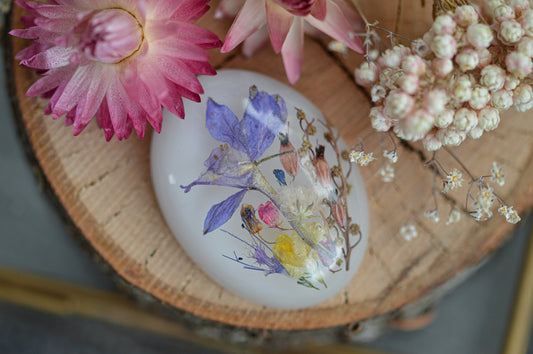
273;0;315;16
313;145;332;188
331;201;347;229
258;201;281;228
241;204;263;234
279;133;299;177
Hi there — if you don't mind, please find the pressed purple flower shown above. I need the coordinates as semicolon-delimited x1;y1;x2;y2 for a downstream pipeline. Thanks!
181;87;287;234
11;0;222;140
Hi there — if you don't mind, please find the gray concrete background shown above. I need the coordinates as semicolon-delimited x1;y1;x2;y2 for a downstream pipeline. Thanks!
1;41;533;352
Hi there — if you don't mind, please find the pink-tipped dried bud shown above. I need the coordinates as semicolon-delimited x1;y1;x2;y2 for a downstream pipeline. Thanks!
402;109;434;141
431;34;457;59
424;89;448;115
371;85;387;102
469;86;491;110
485;0;505;16
480;65;506;91
279;133;300;177
432;14;456;35
508;0;529;13
355;62;378;87
258;201;281;228
455;5;479;26
453;107;478;132
491;89;513;109
505;51;532;78
378;46;406;69
384;90;414;119
313;145;332;188
466;23;494;48
432;58;453;77
469;126;484;139
331;201;347;229
435;109;454;128
493;5;515;22
398;74;419;95
453;76;473;102
477;48;492;69
423;131;442;151
513;83;533;111
412;38;431;57
438;127;467;146
455;47;480;71
478;107;500;131
402;55;426;75
517;36;533;56
521;10;533;36
498;20;524;44
369;107;392;131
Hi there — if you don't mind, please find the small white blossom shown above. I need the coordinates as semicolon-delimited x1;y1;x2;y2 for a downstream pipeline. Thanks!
490;162;505;186
401;55;426;75
424;209;440;223
383;149;398;163
476;185;496;213
446;209;462;225
498;205;521;224
453;76;473;102
505;75;520;90
328;40;348;55
400;224;418;241
424;89;448;115
455;5;478;27
402;109;434;140
498;20;524;44
477;107;500;131
442;168;464;192
438;127;467;146
485;0;505;16
466;23;494;49
379;163;395;182
350;150;375;166
378;46;405;69
470;207;484;221
398;74;419;95
423;132;443;151
477;48;492;69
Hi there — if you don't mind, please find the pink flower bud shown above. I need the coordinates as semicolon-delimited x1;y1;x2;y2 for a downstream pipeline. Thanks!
273;0;315;16
313;145;332;188
279;133;299;177
331;201;347;229
258;201;281;228
80;9;142;64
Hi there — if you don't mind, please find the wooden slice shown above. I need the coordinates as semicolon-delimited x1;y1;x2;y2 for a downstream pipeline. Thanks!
7;0;533;332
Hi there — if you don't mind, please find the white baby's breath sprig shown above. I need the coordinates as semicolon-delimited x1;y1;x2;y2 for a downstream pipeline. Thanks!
400;224;418;241
490;161;506;186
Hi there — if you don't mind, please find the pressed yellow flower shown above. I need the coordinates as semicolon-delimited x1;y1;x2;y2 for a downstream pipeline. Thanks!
272;233;312;279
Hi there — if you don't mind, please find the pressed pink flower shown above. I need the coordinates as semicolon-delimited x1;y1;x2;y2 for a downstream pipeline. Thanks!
218;0;364;84
258;201;281;228
11;0;221;140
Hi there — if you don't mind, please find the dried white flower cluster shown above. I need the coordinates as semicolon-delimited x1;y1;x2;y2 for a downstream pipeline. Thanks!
355;2;533;151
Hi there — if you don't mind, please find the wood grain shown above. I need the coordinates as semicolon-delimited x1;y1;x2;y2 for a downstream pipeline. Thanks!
8;0;533;330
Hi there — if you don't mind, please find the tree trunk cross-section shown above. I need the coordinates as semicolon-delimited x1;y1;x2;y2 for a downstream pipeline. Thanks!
8;0;533;330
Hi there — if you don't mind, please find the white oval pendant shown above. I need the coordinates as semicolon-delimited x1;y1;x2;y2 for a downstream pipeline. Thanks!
151;70;369;309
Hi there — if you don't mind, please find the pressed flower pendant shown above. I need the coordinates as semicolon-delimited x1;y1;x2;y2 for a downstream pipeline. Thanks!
151;70;369;309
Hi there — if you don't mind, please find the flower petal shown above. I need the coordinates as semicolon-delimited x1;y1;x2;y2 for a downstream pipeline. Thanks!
221;0;266;53
242;26;269;57
281;18;304;85
266;1;294;53
206;98;248;153
306;0;364;53
310;0;326;21
203;189;247;234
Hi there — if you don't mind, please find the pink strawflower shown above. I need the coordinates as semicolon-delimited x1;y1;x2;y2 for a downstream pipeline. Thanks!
258;201;281;228
218;0;364;84
11;0;221;140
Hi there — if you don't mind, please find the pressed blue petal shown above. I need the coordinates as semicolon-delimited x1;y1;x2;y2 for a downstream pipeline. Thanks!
244;90;286;161
273;169;286;186
206;98;248;154
203;189;247;234
180;145;253;192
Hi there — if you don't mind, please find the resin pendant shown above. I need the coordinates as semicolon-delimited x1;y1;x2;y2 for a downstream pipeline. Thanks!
151;70;369;309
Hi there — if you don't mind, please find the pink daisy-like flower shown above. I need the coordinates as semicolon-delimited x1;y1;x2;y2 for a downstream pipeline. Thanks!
218;0;364;84
11;0;222;140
